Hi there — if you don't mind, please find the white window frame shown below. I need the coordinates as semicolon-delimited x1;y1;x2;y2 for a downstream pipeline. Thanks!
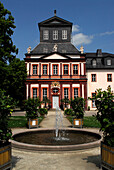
107;59;111;66
53;30;58;40
74;88;78;98
92;59;96;66
64;88;68;99
43;65;47;75
92;74;96;82
33;65;37;75
73;65;78;75
53;65;58;75
62;30;67;40
64;65;68;75
43;88;47;99
107;74;112;81
33;88;37;98
43;30;49;40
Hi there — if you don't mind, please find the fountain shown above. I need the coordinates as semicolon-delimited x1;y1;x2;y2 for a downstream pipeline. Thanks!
11;108;101;151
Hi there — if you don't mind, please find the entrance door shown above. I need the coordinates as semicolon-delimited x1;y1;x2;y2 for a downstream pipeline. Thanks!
52;96;59;109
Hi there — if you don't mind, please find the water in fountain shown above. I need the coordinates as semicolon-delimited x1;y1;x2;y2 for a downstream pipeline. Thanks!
55;107;69;141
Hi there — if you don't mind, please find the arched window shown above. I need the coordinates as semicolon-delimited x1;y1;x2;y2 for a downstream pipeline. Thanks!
92;59;96;66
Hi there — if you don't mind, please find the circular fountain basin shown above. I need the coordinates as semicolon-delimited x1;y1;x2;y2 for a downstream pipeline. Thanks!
11;128;101;151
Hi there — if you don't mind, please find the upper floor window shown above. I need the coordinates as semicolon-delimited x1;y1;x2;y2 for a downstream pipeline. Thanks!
91;74;96;82
53;30;58;40
107;74;112;82
43;65;47;75
43;30;49;40
33;88;37;98
73;65;78;75
64;65;68;75
74;88;78;98
107;59;111;66
64;88;68;99
33;65;37;75
43;88;47;100
62;30;67;40
92;59;96;66
53;65;58;75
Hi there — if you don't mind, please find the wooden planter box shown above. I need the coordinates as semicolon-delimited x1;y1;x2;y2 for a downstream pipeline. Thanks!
28;118;39;129
73;118;83;128
0;142;12;170
101;142;114;169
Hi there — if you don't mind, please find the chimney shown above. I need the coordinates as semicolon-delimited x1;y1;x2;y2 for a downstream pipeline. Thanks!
54;10;56;16
96;49;102;57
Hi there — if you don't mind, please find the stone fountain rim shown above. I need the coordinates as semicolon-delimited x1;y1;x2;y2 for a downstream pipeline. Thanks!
11;128;102;152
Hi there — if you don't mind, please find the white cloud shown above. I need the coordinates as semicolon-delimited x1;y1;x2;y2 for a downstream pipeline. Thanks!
72;25;80;32
72;33;93;46
100;31;114;36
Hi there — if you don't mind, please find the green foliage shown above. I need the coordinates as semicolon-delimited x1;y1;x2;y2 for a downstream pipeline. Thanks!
64;108;74;116
8;58;27;106
38;108;47;116
24;98;41;119
70;97;85;119
0;89;14;145
0;2;18;63
0;2;27;107
89;86;114;147
61;98;70;108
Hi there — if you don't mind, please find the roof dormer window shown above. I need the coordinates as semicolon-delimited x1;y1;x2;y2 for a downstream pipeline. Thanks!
53;30;58;40
62;30;67;40
92;59;96;66
43;30;49;40
107;59;111;66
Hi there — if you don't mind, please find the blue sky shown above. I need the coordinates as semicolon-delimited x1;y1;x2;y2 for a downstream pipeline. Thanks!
1;0;114;60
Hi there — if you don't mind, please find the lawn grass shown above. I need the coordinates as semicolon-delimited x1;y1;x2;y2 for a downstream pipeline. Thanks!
8;116;44;128
67;116;101;128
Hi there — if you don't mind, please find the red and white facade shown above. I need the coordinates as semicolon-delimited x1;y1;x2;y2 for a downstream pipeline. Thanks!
25;53;87;109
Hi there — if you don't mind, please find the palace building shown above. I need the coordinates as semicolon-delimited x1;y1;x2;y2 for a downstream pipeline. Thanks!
24;11;114;110
25;11;87;109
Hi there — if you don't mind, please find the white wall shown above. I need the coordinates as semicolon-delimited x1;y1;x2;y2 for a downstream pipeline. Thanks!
87;69;114;110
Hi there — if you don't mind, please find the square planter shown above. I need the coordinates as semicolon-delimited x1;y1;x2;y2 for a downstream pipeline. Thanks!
73;118;83;128
28;118;39;129
0;142;12;170
101;142;114;170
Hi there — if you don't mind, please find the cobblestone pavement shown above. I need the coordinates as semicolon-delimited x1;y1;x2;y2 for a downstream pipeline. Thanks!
11;110;101;170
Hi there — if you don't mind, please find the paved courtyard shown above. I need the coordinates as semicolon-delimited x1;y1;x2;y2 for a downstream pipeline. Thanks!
11;110;101;170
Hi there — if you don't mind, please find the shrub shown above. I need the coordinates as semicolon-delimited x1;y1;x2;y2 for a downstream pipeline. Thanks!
64;108;74;116
70;97;85;119
39;108;47;116
0;89;14;145
24;98;41;119
89;86;114;147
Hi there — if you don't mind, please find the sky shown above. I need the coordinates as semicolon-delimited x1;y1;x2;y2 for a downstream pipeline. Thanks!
1;0;114;60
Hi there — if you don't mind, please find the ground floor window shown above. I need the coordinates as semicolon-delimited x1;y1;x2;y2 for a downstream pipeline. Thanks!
74;88;78;98
64;88;68;98
43;88;47;99
92;93;96;108
33;88;37;98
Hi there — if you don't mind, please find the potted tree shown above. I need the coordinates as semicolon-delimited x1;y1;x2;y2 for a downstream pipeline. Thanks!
89;86;114;169
38;108;48;117
0;89;14;169
24;97;41;129
70;97;85;128
61;97;70;110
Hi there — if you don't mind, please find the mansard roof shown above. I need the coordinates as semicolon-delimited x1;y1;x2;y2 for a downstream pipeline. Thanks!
38;15;72;29
28;42;80;55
